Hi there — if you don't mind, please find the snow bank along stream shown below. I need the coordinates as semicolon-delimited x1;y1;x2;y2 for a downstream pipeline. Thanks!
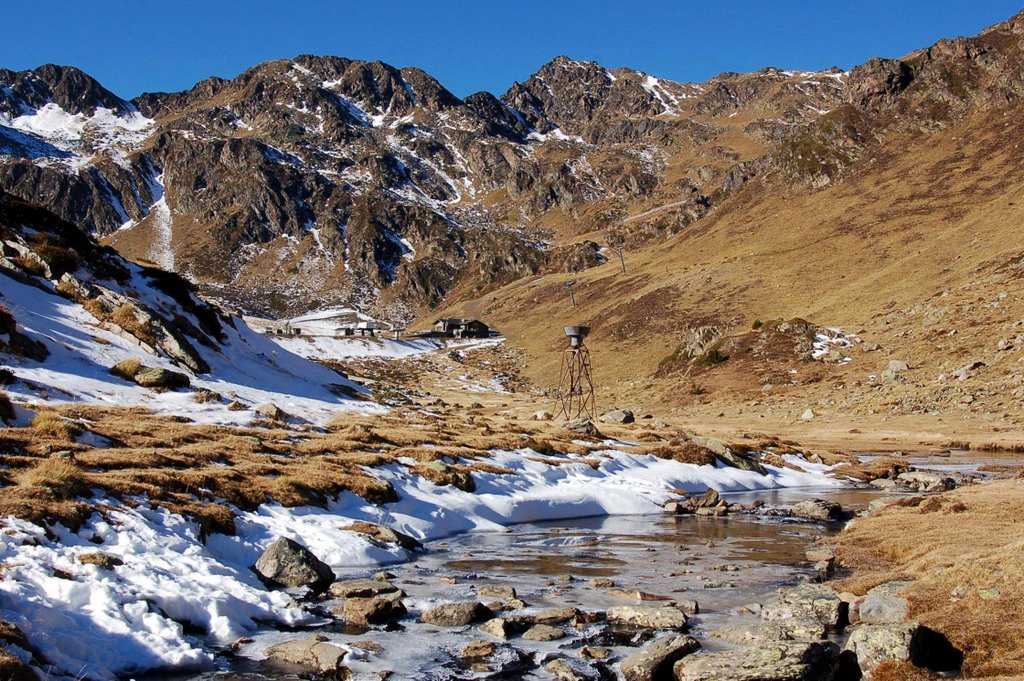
0;444;842;680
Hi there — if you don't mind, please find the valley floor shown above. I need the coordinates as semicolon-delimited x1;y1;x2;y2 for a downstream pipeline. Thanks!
1;333;1021;680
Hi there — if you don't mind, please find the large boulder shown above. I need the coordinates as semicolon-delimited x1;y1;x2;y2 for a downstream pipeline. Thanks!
606;605;688;630
253;537;335;589
265;636;348;675
858;593;909;625
674;640;840;681
422;601;491;627
761;583;846;630
843;622;921;676
620;634;700;681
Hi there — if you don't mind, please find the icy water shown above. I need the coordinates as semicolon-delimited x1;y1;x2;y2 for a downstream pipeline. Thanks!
165;487;883;681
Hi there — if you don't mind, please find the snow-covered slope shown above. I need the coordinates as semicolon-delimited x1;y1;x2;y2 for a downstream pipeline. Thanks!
0;194;378;426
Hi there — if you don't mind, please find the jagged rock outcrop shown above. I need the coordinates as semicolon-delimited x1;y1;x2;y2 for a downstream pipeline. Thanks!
3;9;1022;318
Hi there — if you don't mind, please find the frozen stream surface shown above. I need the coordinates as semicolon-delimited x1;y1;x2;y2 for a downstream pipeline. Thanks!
157;487;883;681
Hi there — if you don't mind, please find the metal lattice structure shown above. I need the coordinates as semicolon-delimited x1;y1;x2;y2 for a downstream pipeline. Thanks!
558;326;595;420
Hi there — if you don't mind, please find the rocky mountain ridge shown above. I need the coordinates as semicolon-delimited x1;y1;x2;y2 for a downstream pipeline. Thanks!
1;8;1022;322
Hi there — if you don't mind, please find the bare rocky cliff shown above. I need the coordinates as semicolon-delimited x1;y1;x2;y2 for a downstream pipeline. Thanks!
1;9;1022;321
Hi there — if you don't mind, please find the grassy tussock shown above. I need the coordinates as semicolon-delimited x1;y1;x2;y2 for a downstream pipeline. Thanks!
30;412;83;441
110;306;159;347
17;458;89;499
834;480;1024;676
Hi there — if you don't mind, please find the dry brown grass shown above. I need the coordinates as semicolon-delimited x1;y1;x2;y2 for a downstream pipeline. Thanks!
29;411;83;441
834;480;1024;676
110;305;159;347
17;458;90;499
109;358;142;381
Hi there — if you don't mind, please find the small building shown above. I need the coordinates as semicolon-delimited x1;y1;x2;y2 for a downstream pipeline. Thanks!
336;322;377;337
434;318;490;338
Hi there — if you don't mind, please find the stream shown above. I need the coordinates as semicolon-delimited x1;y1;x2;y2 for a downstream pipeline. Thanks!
151;451;1019;681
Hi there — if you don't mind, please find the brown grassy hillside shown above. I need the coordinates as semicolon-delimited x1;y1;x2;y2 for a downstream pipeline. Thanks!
438;105;1024;435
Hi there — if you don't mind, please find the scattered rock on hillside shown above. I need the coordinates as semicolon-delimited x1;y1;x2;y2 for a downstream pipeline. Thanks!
801;408;815;421
255;402;290;421
888;360;910;373
858;593;909;625
620;634;700;681
565;419;601;437
599;409;635;424
110;360;190;390
531;410;553;421
253;537;335;589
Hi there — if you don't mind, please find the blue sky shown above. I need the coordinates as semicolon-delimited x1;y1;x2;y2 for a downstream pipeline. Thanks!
3;1;1022;99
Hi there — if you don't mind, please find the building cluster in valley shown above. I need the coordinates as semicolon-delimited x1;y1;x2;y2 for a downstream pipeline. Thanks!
249;313;492;340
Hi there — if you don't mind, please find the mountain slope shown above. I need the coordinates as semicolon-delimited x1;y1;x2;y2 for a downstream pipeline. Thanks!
439;14;1024;426
0;52;849;320
0;192;375;426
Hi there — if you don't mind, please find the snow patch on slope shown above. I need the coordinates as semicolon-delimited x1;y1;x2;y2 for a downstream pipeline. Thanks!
0;272;381;427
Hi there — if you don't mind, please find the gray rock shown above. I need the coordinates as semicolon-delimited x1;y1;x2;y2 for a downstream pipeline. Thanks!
801;408;815;421
477;585;517;601
606;605;688;630
421;601;491;627
265;637;348;675
791;499;843;521
859;594;909;625
461;639;497;660
761;583;845;630
620;634;700;681
844;622;921;675
329;578;400;598
522;623;565;641
531;410;553;421
565;419;601;437
254;537;334;589
599;409;635;424
543;658;596;680
125;366;191;390
480;618;511;639
534;607;581;624
711;617;825;644
255;402;289;421
339;592;407;626
674;640;840;681
888;360;910;373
